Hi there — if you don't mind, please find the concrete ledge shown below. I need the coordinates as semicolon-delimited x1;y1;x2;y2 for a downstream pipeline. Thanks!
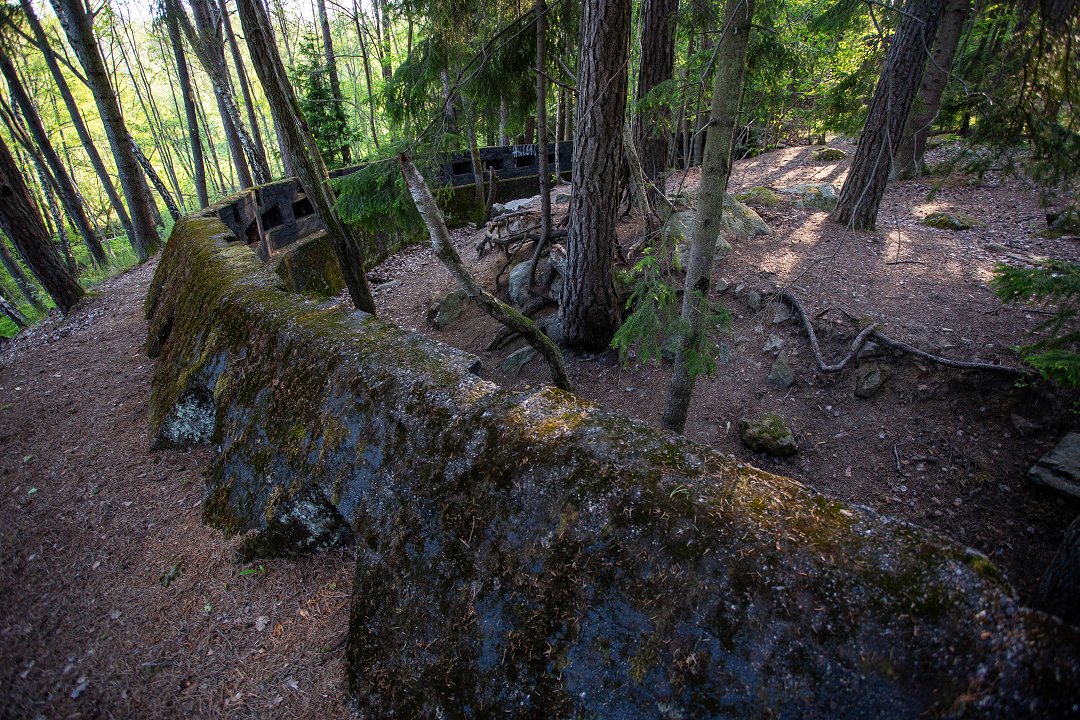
146;211;1080;718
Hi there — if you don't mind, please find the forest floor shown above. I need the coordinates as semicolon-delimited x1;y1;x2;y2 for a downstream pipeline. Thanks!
0;141;1077;719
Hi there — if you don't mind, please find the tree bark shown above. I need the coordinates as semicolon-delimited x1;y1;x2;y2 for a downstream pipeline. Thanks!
0;235;44;311
49;0;160;261
378;0;393;81
892;0;969;179
400;154;572;392
829;0;946;230
535;0;551;244
221;0;272;174
0;52;108;267
316;0;351;165
634;0;679;187
131;141;183;221
353;0;380;150
236;0;375;314
0;134;83;313
559;0;631;350
164;0;209;207
20;0;134;247
1035;514;1080;627
0;289;27;327
663;0;753;433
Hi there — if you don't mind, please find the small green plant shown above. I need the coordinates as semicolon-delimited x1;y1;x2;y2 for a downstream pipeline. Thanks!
239;564;267;577
992;259;1080;386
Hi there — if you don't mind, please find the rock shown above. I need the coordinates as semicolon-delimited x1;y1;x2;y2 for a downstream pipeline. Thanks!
716;340;734;364
1048;210;1080;235
767;351;795;390
554;192;571;204
856;341;884;359
490;202;508;217
763;334;784;354
812;147;847;161
666;195;771;266
778;183;839;212
714;277;730;294
739;413;798;456
500;346;537;377
772;302;793;325
547;243;567;276
1030;433;1080;500
504;196;538;212
373;279;402;293
854;363;889;398
1010;413;1041;437
428;289;468;330
508;262;533;306
735;186;781;207
922;211;984;231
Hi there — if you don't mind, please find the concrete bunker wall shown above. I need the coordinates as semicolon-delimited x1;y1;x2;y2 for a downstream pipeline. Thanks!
146;202;1080;717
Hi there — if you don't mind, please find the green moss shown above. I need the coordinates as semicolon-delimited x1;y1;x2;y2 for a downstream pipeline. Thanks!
922;211;984;231
735;186;781;207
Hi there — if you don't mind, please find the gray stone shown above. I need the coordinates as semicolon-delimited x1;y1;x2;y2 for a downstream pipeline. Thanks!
739;413;798;456
1030;433;1080;500
508;262;533;306
856;341;884;359
1010;413;1041;437
714;277;730;294
812;147;847;161
735;186;781;207
854;363;889;398
490;202;508;217
554;192;571;204
716;340;734;364
428;289;468;330
763;334;784;354
922;211;984;231
547;243;567;276
500;346;537;377
504;196;538;212
772;302;793;325
778;183;839;212
373;279;402;293
767;351;795;390
667;195;771;267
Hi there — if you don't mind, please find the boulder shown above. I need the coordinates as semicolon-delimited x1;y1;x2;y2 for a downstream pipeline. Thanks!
508;262;533;306
500;346;537;377
922;211;984;231
854;363;889;398
739;413;798;456
812;147;847;161
1030;432;1080;500
1010;413;1041;437
428;288;468;330
665;195;772;266
763;334;784;354
735;186;781;207
767;351;795;390
778;183;839;212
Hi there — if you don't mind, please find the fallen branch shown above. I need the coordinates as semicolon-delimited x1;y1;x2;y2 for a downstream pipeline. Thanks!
774;289;1032;376
400;154;573;392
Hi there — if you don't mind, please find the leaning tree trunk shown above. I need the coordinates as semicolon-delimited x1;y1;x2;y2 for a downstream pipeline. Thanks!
0;235;44;311
236;0;375;314
21;0;134;246
0;51;108;267
663;0;753;433
0;134;83;312
49;0;160;261
829;0;946;230
892;0;970;179
164;0;209;207
633;0;679;190
559;0;631;351
131;141;183;221
1035;514;1080;627
0;289;27;327
220;0;272;174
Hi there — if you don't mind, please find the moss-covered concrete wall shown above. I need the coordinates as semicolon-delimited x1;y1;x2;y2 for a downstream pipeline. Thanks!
147;212;1080;719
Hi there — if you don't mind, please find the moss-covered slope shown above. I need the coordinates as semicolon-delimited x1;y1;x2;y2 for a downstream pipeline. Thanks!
146;211;1080;719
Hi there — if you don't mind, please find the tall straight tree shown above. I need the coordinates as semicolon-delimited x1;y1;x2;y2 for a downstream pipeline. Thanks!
235;0;375;314
829;0;946;230
163;0;209;207
0;45;108;267
49;0;160;261
315;0;351;165
219;0;272;175
0;133;82;312
559;0;631;350
663;0;753;433
892;0;970;179
634;0;679;187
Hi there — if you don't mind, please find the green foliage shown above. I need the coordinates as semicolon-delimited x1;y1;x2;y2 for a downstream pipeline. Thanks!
291;33;353;168
331;144;429;238
611;247;731;381
992;260;1080;386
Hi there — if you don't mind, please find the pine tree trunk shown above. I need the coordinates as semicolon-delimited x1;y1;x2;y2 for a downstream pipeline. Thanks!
379;0;393;80
0;134;83;312
0;52;108;267
131;141;183;221
892;0;969;179
633;0;679;187
829;0;946;231
315;0;351;165
48;0;160;261
353;0;380;150
536;0;551;242
0;289;27;327
498;95;509;145
663;0;753;433
236;0;375;314
21;0;134;246
0;236;44;311
1035;514;1080;627
165;0;209;207
559;0;630;351
221;0;272;174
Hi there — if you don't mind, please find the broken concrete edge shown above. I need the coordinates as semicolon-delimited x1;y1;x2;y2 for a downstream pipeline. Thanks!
146;213;1080;717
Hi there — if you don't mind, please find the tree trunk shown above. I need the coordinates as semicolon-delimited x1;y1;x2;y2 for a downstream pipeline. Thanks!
131;141;183;221
0;52;108;267
892;0;969;180
559;0;630;351
221;0;272;174
0;236;44;311
164;0;209;207
353;0;380;150
236;0;375;314
21;0;134;247
633;0;679;188
378;0;393;81
829;0;946;230
536;0;551;244
1035;514;1080;627
315;0;351;165
663;0;753;433
498;95;509;145
0;289;27;327
0;134;83;312
49;0;160;261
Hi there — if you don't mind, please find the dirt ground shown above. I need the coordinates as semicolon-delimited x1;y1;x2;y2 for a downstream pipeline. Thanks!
0;142;1077;719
